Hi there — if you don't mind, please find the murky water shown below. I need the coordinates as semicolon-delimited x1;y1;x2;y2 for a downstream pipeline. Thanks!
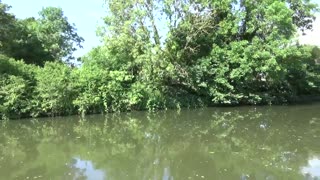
1;104;320;180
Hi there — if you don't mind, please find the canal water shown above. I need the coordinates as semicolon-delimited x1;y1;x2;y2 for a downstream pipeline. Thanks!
0;104;320;179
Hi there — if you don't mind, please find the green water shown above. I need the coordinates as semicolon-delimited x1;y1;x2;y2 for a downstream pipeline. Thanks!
1;104;320;180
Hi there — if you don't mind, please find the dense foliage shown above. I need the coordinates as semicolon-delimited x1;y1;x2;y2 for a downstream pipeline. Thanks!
1;0;320;119
0;1;83;65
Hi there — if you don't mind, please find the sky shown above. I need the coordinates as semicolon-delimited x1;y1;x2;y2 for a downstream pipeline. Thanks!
3;0;320;58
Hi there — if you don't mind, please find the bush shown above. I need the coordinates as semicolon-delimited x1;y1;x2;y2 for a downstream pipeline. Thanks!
32;62;76;117
0;55;36;119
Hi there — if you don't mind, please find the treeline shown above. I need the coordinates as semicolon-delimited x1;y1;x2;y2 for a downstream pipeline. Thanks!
1;0;320;119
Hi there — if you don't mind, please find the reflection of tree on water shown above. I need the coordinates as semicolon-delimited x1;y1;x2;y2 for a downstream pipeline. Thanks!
0;105;320;179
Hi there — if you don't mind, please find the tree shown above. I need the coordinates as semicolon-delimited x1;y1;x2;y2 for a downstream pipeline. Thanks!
94;0;319;105
35;7;84;61
1;5;84;65
0;1;16;53
3;17;53;65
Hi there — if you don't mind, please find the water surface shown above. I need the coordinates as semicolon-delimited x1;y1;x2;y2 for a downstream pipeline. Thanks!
1;104;320;179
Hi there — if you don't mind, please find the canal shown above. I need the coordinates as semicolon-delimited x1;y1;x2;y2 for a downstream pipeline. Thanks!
1;104;320;179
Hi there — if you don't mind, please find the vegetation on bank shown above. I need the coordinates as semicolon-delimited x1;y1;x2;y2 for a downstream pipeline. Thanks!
1;0;320;119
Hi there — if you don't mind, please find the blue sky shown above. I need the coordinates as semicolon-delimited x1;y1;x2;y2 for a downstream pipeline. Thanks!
3;0;320;58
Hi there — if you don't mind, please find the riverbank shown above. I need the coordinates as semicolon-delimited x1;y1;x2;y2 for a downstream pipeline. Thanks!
2;94;320;120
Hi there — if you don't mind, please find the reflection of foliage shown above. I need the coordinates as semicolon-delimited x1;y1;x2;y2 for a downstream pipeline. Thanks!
1;106;320;179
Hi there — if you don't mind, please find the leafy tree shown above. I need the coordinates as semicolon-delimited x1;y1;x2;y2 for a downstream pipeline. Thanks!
3;18;53;65
35;7;84;61
0;5;84;65
0;1;16;53
93;0;319;106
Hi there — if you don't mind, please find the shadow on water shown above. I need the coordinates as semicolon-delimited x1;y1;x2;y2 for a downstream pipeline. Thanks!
1;104;320;179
